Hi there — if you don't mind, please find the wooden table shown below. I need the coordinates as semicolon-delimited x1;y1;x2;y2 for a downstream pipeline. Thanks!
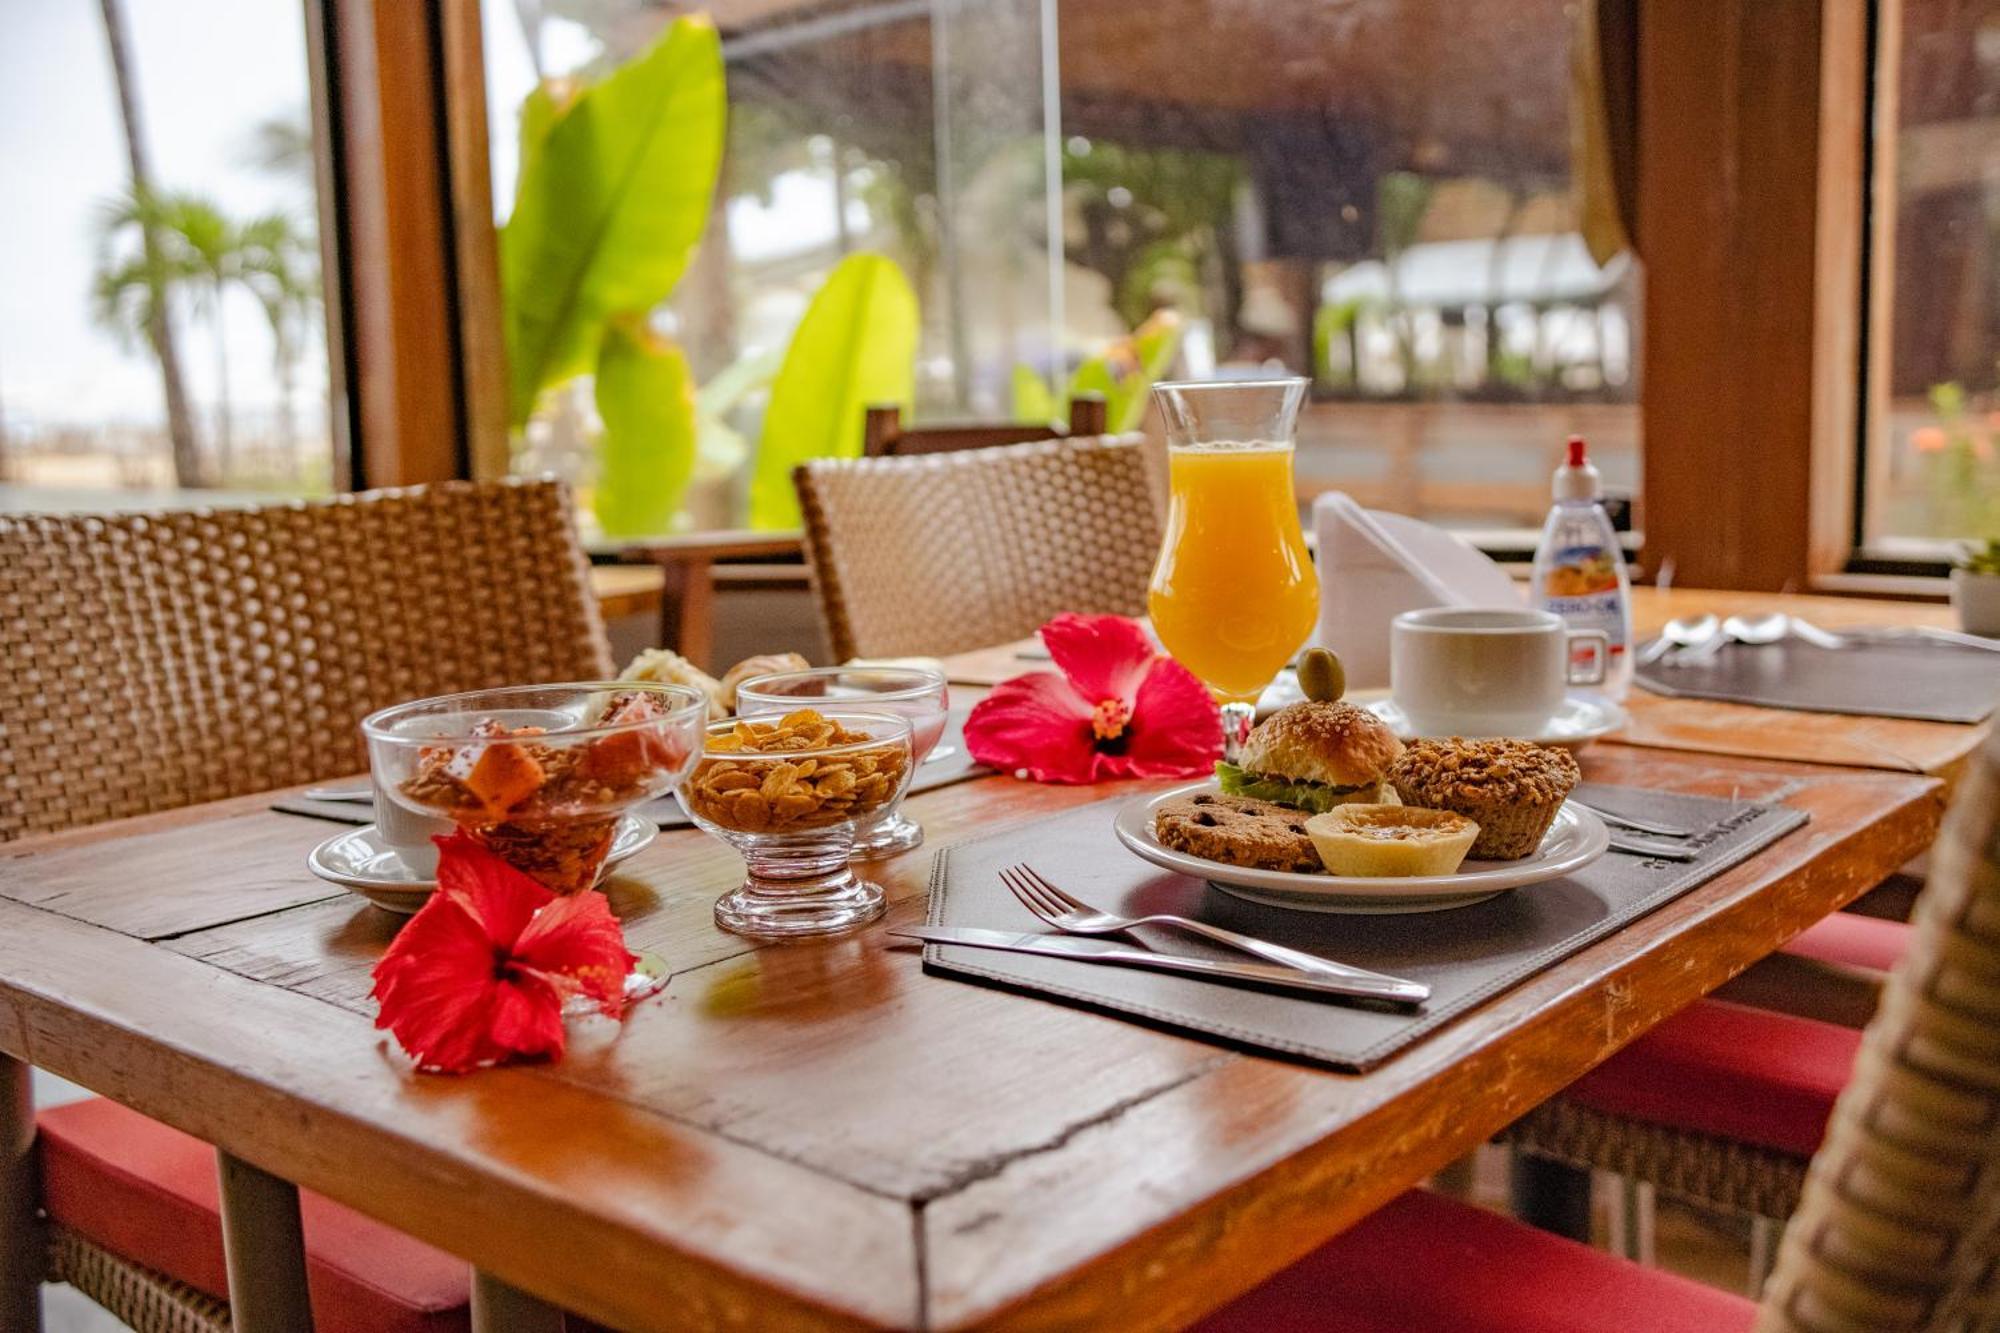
942;588;1985;784
0;737;1947;1328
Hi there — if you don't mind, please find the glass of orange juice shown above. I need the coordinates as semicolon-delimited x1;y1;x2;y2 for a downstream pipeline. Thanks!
1147;378;1318;759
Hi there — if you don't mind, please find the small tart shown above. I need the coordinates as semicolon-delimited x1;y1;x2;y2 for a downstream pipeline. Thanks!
1304;804;1482;878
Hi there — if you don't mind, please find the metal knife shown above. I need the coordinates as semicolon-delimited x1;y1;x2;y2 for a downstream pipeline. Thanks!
893;926;1429;1005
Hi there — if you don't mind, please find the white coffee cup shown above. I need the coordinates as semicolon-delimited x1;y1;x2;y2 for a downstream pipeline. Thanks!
1390;607;1608;737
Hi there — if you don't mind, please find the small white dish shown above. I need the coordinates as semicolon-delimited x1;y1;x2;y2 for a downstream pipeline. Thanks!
1114;781;1609;914
1363;695;1629;753
308;813;657;914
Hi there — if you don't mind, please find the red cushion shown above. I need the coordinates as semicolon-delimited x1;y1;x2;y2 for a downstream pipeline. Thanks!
1566;999;1860;1157
38;1098;468;1333
1781;911;1910;972
1194;1189;1754;1333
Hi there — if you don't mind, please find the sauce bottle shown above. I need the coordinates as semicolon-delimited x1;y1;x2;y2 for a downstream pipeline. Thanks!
1532;436;1633;699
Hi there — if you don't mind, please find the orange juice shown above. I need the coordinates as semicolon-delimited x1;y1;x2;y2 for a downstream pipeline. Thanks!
1148;442;1319;703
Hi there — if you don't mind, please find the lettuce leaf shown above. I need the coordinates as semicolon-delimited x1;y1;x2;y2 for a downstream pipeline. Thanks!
1214;762;1367;814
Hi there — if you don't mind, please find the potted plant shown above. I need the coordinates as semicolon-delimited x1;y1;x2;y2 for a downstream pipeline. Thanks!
1952;538;2000;636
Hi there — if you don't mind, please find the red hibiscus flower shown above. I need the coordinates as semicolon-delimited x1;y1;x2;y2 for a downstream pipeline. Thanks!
964;614;1222;784
371;833;636;1074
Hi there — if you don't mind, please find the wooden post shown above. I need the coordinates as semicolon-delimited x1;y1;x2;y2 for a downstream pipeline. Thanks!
0;1055;41;1333
217;1150;314;1332
472;1270;567;1333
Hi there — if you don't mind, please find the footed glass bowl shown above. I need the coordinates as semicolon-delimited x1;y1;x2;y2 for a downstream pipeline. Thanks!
678;708;914;937
362;681;706;893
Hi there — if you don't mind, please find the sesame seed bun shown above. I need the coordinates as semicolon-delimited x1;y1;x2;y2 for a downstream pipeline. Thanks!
1237;700;1404;790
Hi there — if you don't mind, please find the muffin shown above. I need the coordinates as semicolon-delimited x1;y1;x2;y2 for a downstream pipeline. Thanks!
1387;738;1580;860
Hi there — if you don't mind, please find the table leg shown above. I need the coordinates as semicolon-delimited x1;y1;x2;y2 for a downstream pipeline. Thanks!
657;556;716;670
0;1055;42;1333
472;1271;567;1332
1509;1149;1594;1241
216;1150;313;1331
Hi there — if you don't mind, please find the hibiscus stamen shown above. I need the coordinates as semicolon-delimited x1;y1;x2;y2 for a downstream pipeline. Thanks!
1091;697;1131;743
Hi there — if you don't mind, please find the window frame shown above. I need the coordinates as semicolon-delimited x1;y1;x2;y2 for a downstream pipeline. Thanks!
322;0;1945;597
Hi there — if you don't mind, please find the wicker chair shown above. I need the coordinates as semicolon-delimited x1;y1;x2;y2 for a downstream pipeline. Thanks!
0;478;612;842
0;478;610;1330
793;434;1162;662
1195;721;2000;1331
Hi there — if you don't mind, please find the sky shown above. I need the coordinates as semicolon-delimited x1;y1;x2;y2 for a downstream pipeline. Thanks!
0;0;321;430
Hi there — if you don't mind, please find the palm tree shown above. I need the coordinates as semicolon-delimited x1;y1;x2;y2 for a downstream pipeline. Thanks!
158;196;244;474
237;213;320;455
96;0;202;486
92;191;246;477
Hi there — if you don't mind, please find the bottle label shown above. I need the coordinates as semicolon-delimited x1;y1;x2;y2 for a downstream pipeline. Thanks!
1540;544;1627;669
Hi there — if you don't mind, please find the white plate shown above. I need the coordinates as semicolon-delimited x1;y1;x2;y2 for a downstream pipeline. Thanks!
308;812;657;914
1362;695;1630;752
1113;781;1610;914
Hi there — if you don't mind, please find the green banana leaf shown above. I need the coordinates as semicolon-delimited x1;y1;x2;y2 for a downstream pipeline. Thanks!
592;316;697;537
1109;310;1183;430
513;80;579;203
748;254;919;529
501;17;725;428
1011;364;1059;425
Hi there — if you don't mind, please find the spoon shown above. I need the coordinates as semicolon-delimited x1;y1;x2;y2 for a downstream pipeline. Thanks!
1680;611;1788;663
1640;613;1720;666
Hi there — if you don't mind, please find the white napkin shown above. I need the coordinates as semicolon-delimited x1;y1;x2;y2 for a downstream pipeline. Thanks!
1311;492;1523;688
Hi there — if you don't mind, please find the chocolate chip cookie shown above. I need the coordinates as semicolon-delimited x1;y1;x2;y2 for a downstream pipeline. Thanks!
1153;792;1322;873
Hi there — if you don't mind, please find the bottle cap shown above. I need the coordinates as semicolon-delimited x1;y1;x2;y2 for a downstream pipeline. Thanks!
1554;435;1601;501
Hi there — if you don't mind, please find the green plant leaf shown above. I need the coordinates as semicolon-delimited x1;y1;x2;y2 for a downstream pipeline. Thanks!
748;254;919;529
1012;364;1059;425
592;317;697;537
501;17;725;427
513;79;581;212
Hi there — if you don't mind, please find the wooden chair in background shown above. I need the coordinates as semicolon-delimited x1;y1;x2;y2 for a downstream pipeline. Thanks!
862;393;1108;457
623;395;1118;669
0;478;611;1330
793;433;1159;662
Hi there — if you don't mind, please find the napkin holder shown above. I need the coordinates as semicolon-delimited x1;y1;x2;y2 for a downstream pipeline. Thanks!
1311;491;1523;688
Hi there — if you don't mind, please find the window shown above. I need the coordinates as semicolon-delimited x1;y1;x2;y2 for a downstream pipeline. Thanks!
1053;0;1639;534
483;0;1635;535
0;1;332;500
1862;0;2000;557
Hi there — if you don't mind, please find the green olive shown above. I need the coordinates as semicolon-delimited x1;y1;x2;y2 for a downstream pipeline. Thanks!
1298;647;1345;703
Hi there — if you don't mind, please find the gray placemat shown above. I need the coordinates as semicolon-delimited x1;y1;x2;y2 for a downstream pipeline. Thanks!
921;783;1807;1071
1637;636;1997;723
273;710;991;828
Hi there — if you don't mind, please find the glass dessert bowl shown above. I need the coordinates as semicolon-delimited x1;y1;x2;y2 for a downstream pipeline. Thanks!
733;666;948;857
678;708;915;937
362;681;706;893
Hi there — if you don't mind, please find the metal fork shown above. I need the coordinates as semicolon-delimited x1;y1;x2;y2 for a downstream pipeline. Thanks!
999;864;1430;1001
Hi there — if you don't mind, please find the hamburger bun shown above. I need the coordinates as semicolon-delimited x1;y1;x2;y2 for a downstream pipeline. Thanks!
1237;700;1403;789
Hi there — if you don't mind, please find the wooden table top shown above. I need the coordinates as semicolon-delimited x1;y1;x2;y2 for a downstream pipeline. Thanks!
0;739;1945;1329
942;588;1987;783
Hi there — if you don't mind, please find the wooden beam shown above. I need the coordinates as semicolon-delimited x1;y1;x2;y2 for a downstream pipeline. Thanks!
328;0;465;487
1638;0;1865;589
441;0;511;481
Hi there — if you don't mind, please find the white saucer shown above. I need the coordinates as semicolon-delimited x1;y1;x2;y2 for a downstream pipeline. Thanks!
1113;781;1609;914
1362;696;1629;752
308;813;657;914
